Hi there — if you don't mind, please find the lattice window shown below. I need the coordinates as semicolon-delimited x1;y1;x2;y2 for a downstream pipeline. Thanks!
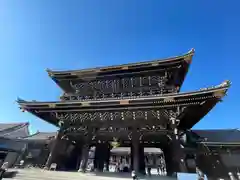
123;111;133;120
135;111;144;119
112;112;121;121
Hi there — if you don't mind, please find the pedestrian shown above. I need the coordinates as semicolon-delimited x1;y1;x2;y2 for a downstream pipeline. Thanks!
0;162;8;180
20;160;24;168
156;156;162;175
131;170;137;180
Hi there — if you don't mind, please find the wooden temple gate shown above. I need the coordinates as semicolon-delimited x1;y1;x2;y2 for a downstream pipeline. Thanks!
17;49;233;178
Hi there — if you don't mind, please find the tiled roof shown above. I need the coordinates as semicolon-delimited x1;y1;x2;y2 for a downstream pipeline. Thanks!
0;123;27;131
23;132;57;140
0;122;29;138
192;129;240;143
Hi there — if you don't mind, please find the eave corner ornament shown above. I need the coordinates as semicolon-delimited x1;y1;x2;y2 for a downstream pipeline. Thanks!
20;107;25;112
221;80;231;87
184;48;195;64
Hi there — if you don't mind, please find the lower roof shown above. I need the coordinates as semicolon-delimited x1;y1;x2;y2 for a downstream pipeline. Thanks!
17;81;230;130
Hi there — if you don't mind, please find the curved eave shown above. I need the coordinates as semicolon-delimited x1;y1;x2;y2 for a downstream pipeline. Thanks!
17;81;230;128
178;98;219;129
47;49;194;93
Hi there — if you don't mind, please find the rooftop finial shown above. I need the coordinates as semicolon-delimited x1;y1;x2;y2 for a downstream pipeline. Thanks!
46;68;54;77
16;97;25;103
217;80;231;88
188;48;195;55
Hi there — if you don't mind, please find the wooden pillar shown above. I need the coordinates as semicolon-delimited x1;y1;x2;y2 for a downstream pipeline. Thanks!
170;117;187;173
132;132;140;173
94;143;105;172
45;130;62;168
163;145;175;176
139;144;146;175
78;143;90;172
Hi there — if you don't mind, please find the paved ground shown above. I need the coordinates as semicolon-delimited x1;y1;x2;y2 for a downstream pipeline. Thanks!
4;168;179;180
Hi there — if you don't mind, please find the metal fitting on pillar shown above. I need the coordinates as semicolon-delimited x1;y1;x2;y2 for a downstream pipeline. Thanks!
170;117;175;125
174;128;178;135
237;172;240;180
228;172;236;180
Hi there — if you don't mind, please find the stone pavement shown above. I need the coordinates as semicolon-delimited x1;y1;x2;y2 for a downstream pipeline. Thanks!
3;168;178;180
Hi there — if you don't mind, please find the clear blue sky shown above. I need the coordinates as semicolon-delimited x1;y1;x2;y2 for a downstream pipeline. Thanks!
0;1;239;133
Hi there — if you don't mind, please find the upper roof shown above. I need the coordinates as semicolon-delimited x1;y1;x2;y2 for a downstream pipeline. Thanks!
47;49;194;93
17;80;230;130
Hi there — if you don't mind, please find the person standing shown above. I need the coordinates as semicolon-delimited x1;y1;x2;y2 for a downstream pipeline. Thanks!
146;156;153;176
131;170;137;180
156;156;161;175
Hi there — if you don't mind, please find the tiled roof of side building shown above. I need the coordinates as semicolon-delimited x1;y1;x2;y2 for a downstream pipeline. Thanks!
192;129;240;144
23;131;57;140
0;122;28;132
0;122;29;138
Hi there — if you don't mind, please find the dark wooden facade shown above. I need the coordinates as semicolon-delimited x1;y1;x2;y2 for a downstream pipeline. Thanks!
17;49;239;179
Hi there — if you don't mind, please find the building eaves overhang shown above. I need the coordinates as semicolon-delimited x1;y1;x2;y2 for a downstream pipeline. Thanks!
17;80;230;129
46;49;195;93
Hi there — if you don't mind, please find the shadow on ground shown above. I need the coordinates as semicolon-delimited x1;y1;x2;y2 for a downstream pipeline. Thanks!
3;170;18;178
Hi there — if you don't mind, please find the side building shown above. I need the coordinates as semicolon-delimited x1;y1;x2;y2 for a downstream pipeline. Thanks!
0;123;56;168
0;123;29;167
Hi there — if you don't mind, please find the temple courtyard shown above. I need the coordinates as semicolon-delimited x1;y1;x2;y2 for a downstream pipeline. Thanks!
3;168;201;180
